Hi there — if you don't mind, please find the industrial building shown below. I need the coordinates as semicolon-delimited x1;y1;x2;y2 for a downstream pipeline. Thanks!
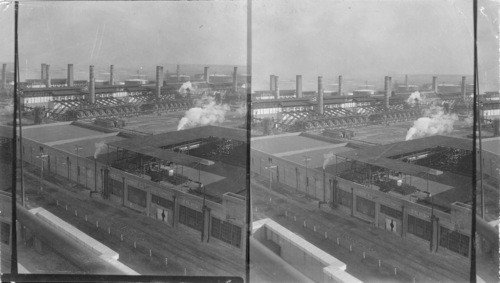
11;122;248;252
251;133;482;258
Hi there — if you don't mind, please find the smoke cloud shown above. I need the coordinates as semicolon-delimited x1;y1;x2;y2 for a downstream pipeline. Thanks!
0;102;13;116
323;152;335;170
177;95;230;130
178;81;195;95
234;102;247;118
406;91;422;106
405;106;458;140
94;141;107;159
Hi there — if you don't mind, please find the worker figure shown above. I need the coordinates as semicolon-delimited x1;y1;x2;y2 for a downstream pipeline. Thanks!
161;210;166;222
390;220;395;232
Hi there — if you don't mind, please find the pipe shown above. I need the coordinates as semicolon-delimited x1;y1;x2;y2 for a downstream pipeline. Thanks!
233;66;238;92
88;65;95;104
156;65;163;97
317;76;324;114
432;76;438;93
338;75;343;96
296;75;302;98
109;65;114;85
45;64;51;88
67;64;74;87
204;66;209;82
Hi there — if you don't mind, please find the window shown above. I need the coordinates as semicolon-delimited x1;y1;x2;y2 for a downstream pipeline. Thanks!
110;178;123;197
338;189;351;208
151;194;173;209
179;205;203;232
1;222;10;245
356;196;375;217
440;226;470;257
127;185;146;207
407;215;431;241
380;205;403;220
211;217;242;248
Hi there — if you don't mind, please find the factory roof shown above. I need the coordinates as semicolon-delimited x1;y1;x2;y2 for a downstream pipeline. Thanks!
109;125;247;150
335;135;472;176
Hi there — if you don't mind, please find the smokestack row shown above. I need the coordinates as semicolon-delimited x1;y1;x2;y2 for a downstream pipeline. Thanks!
338;75;343;96
156;66;163;97
1;64;6;90
88;65;95;104
296;75;302;98
67;64;74;87
432;76;438;93
461;76;466;100
384;76;392;109
317;76;324;114
233;66;238;92
204;66;209;83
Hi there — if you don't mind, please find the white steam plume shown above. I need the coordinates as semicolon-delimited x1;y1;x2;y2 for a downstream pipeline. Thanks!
0;102;14;116
177;96;230;130
234;102;247;118
406;91;422;106
405;106;458;141
94;141;107;159
323;152;335;170
178;81;194;95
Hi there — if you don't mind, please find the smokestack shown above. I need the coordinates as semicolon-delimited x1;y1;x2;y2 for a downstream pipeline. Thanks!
41;63;46;80
109;65;114;85
274;75;280;99
338;75;343;96
45;64;51;88
405;74;409;91
385;76;392;108
296;75;302;98
233;66;238;92
176;64;180;82
67;64;74;87
270;75;275;91
1;64;6;90
461;76;466;100
204;66;209;82
156;66;163;97
432;76;438;93
317;76;324;114
88;65;95;104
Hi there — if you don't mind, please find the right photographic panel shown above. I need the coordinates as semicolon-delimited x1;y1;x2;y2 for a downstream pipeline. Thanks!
249;0;499;282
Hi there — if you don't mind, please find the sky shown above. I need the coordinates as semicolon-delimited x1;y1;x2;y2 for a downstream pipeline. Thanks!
252;0;497;92
0;1;246;79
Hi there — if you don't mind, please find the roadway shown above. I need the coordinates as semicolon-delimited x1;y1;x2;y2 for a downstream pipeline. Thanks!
250;176;470;282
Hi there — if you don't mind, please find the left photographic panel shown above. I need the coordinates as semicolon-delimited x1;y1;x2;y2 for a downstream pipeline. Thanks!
7;1;248;278
0;0;15;275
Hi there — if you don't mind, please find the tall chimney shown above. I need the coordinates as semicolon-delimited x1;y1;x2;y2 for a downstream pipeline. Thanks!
317;76;324;114
156;66;163;97
45;64;51;88
233;66;238;92
88;65;95;104
67;64;74;87
385;76;392;108
338;75;343;96
41;63;46;80
274;75;280;99
432;76;438;93
204;66;209;82
176;64;180;82
1;64;6;90
405;74;409;91
109;65;114;85
461;76;466;100
270;75;275;91
296;75;302;98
